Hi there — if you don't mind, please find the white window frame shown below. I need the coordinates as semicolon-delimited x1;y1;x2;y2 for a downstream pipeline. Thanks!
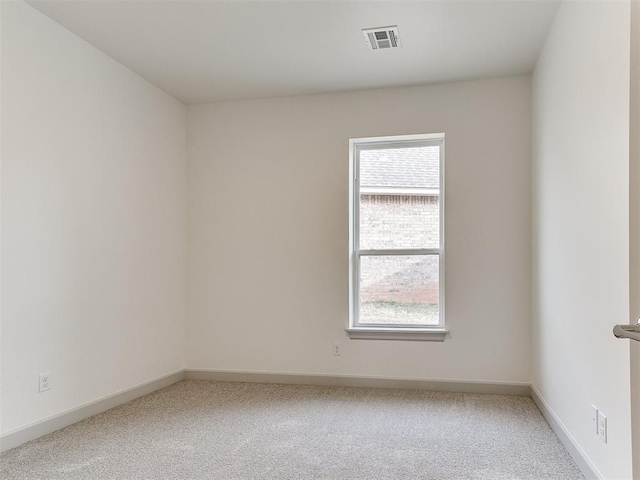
347;133;448;341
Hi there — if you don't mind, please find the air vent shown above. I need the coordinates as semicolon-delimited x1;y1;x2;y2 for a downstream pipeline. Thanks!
362;26;401;50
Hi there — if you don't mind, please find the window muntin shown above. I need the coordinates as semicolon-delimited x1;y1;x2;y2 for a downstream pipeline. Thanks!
350;134;445;330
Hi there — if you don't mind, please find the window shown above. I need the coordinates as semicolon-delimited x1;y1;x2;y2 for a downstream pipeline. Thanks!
348;134;446;340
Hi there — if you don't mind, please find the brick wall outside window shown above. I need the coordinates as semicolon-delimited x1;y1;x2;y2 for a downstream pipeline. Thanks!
359;194;439;249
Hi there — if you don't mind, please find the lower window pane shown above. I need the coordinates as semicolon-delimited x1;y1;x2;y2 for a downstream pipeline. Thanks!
359;255;439;325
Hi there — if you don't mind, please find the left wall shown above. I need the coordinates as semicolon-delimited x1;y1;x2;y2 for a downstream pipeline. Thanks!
0;1;186;435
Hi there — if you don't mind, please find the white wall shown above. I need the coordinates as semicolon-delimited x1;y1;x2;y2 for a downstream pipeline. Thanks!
187;76;532;383
630;1;640;476
0;0;4;440
1;1;186;434
532;1;632;478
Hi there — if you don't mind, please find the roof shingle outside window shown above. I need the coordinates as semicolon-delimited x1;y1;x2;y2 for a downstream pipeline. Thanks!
360;146;440;190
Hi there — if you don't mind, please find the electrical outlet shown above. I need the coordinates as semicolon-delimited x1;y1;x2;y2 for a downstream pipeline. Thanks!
39;372;51;393
598;410;607;443
590;405;598;433
333;341;341;356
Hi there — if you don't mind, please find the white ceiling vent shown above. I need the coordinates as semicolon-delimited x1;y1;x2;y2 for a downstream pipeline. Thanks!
362;26;401;51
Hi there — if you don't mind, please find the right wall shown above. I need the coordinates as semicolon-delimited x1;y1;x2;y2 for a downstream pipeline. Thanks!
532;1;632;478
630;1;640;476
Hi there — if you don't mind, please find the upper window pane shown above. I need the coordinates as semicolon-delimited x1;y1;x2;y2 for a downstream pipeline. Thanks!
359;145;440;250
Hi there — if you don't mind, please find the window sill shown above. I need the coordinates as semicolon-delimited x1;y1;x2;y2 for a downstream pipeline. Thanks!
345;327;448;341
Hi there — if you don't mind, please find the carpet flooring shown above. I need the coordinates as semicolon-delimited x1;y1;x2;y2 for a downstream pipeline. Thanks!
0;380;583;479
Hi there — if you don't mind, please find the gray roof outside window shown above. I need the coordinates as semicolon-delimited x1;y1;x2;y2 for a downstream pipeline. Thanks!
360;146;439;189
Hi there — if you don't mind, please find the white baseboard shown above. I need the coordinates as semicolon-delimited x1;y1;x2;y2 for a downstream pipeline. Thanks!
530;385;603;480
0;370;185;453
185;369;532;396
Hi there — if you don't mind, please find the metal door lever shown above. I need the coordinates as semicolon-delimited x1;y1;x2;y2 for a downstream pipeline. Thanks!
613;318;640;342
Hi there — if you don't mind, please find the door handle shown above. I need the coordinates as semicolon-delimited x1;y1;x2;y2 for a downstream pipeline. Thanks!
613;318;640;342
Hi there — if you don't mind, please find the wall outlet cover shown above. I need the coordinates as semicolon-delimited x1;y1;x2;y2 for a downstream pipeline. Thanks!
597;410;607;443
39;372;52;393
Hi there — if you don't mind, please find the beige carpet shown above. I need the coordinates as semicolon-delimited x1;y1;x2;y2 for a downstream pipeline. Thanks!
0;380;583;479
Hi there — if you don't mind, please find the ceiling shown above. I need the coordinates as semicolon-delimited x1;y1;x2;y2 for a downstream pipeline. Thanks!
27;0;560;104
